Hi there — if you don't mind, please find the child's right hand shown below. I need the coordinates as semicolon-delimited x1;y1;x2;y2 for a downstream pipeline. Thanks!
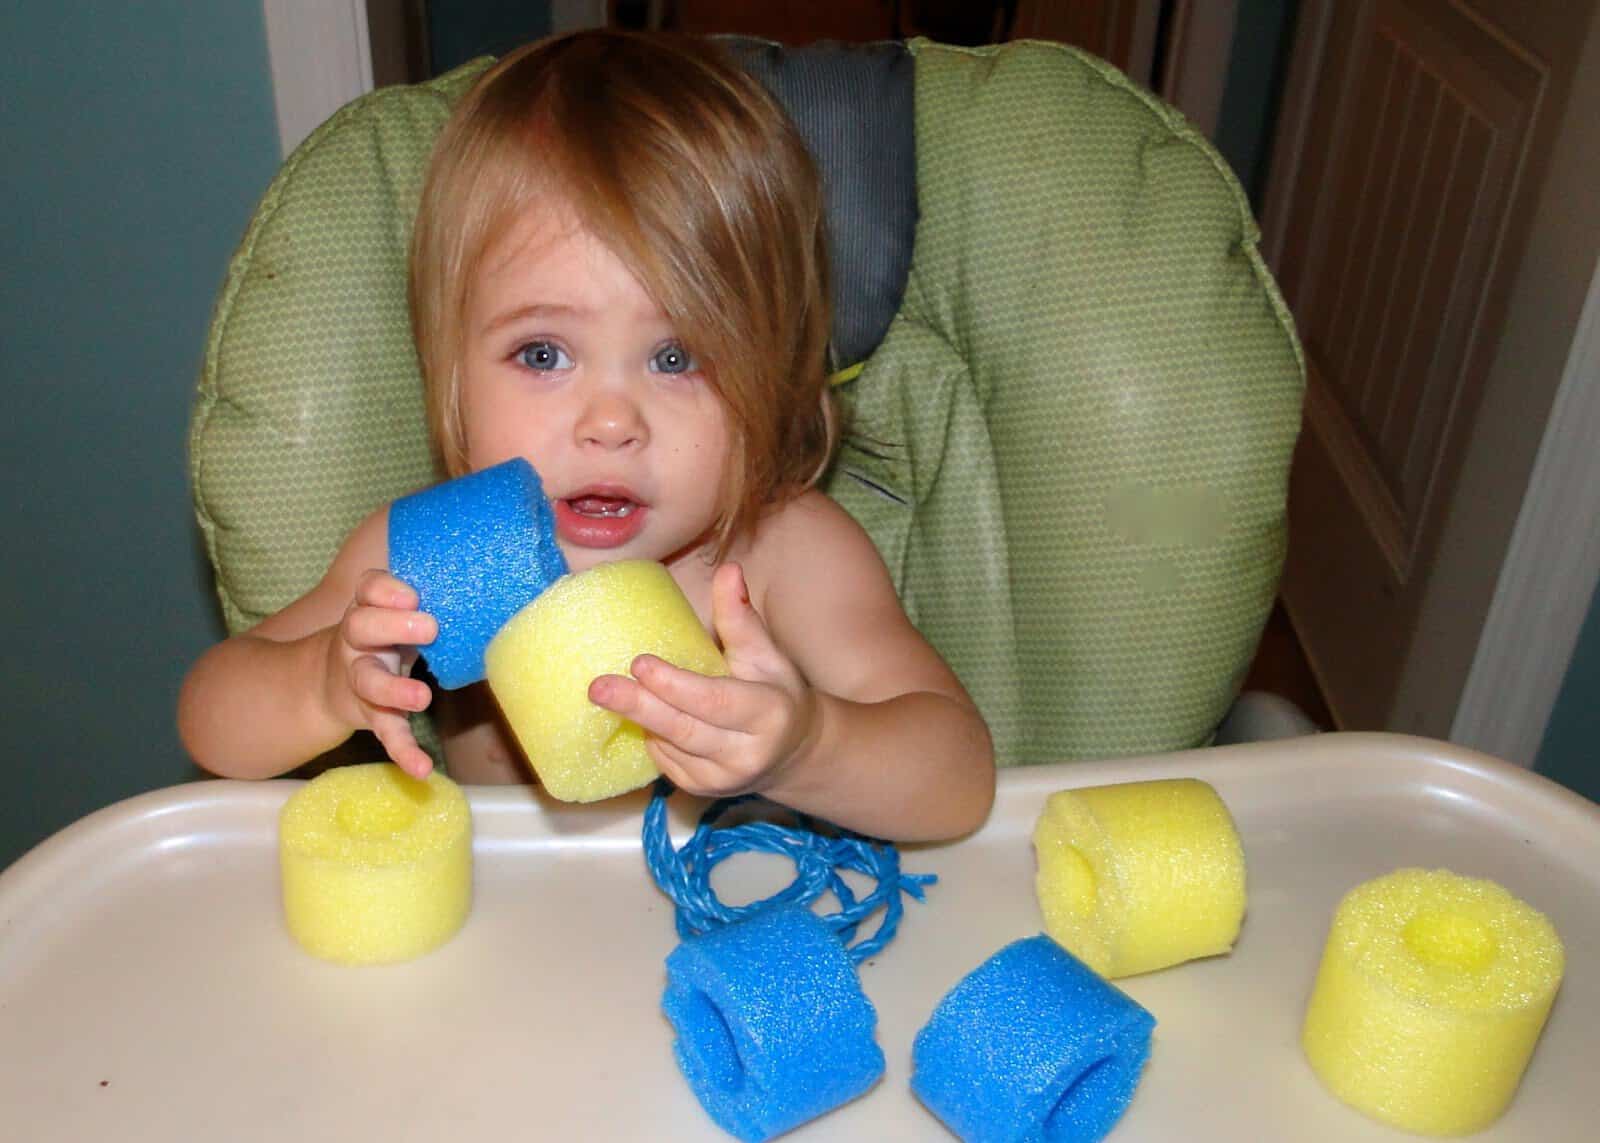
323;569;438;778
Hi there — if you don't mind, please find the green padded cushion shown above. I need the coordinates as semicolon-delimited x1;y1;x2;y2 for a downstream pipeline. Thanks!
191;61;491;637
818;41;1302;761
190;40;1302;767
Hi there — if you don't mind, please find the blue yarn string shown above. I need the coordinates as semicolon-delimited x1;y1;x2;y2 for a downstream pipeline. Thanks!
642;778;936;963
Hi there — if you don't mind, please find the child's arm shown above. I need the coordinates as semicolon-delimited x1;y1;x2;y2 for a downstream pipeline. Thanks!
589;494;996;841
178;508;437;780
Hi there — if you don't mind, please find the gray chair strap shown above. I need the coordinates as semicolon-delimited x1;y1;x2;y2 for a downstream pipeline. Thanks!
720;37;917;370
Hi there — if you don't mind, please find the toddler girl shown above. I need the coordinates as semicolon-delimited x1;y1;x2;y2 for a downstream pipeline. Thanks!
179;29;994;841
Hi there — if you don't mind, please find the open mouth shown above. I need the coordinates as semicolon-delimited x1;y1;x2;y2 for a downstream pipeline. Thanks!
567;495;638;519
555;489;648;549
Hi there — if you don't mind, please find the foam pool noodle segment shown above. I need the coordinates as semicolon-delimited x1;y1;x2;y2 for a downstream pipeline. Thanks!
387;457;567;689
279;764;472;965
1033;777;1246;977
662;905;884;1142
1301;867;1565;1135
485;559;728;802
912;935;1155;1143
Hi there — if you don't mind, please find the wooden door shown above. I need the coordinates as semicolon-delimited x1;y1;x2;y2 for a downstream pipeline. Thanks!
1262;0;1599;733
1011;0;1160;84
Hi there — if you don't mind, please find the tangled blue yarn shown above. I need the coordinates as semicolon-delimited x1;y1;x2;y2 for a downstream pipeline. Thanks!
642;779;936;963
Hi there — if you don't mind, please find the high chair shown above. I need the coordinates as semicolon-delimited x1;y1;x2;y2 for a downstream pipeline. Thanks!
189;36;1305;770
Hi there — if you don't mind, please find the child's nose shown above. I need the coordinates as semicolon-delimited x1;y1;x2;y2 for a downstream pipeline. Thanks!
574;388;647;451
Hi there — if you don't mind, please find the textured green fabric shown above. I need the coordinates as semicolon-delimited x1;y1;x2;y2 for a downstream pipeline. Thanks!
189;40;1302;769
820;40;1302;761
190;61;491;636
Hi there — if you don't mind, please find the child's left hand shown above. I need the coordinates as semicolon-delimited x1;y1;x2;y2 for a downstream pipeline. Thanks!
586;563;818;797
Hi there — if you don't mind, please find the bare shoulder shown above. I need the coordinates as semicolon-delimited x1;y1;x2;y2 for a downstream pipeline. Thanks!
745;491;960;703
739;491;891;612
747;491;885;583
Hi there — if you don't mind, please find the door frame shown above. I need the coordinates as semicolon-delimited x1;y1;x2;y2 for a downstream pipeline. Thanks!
261;0;374;157
1452;257;1600;763
1161;0;1240;139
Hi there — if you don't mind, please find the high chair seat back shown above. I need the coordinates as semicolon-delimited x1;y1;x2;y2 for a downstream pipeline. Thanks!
190;38;1303;767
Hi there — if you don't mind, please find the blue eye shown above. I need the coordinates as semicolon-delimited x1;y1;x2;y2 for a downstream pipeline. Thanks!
517;341;572;371
649;342;697;375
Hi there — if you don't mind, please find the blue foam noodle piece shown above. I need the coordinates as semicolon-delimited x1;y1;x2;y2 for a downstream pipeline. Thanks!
662;906;885;1142
911;936;1156;1143
387;458;567;689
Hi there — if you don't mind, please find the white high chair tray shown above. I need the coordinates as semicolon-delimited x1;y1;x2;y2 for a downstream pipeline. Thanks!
2;732;1595;1141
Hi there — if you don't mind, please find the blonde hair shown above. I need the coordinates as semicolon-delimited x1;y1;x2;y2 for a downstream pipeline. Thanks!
409;29;836;556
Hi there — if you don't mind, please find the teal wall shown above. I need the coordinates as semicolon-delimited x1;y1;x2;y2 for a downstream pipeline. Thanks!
0;3;279;869
1537;584;1600;802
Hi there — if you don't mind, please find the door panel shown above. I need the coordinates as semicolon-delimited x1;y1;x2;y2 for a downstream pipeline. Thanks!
1265;0;1586;731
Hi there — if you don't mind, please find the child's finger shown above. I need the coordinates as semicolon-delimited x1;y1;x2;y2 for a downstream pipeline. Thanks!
644;735;734;795
354;567;420;609
371;710;433;779
344;604;437;652
643;735;696;788
629;654;767;732
710;563;783;668
588;672;736;760
351;654;430;713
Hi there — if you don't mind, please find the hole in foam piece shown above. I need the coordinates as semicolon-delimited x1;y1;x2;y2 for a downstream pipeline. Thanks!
1042;1055;1114;1141
334;770;427;839
603;717;643;766
1403;909;1497;972
682;989;747;1096
1058;845;1099;918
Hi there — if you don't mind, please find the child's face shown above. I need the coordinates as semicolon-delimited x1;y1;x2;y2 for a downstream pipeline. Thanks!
460;206;732;574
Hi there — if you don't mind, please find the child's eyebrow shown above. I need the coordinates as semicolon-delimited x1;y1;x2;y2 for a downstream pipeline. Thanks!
481;302;589;334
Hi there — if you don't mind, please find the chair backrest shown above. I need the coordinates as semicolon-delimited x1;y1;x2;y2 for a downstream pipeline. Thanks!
190;38;1303;767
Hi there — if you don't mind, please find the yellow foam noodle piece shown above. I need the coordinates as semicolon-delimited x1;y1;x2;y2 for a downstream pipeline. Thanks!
1302;868;1565;1136
485;559;728;802
1032;778;1246;978
279;764;472;965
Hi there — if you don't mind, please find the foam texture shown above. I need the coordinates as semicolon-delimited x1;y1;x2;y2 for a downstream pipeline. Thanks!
912;935;1155;1143
1302;867;1565;1135
388;457;567;689
1033;777;1245;978
662;905;884;1142
485;559;727;801
279;763;472;965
